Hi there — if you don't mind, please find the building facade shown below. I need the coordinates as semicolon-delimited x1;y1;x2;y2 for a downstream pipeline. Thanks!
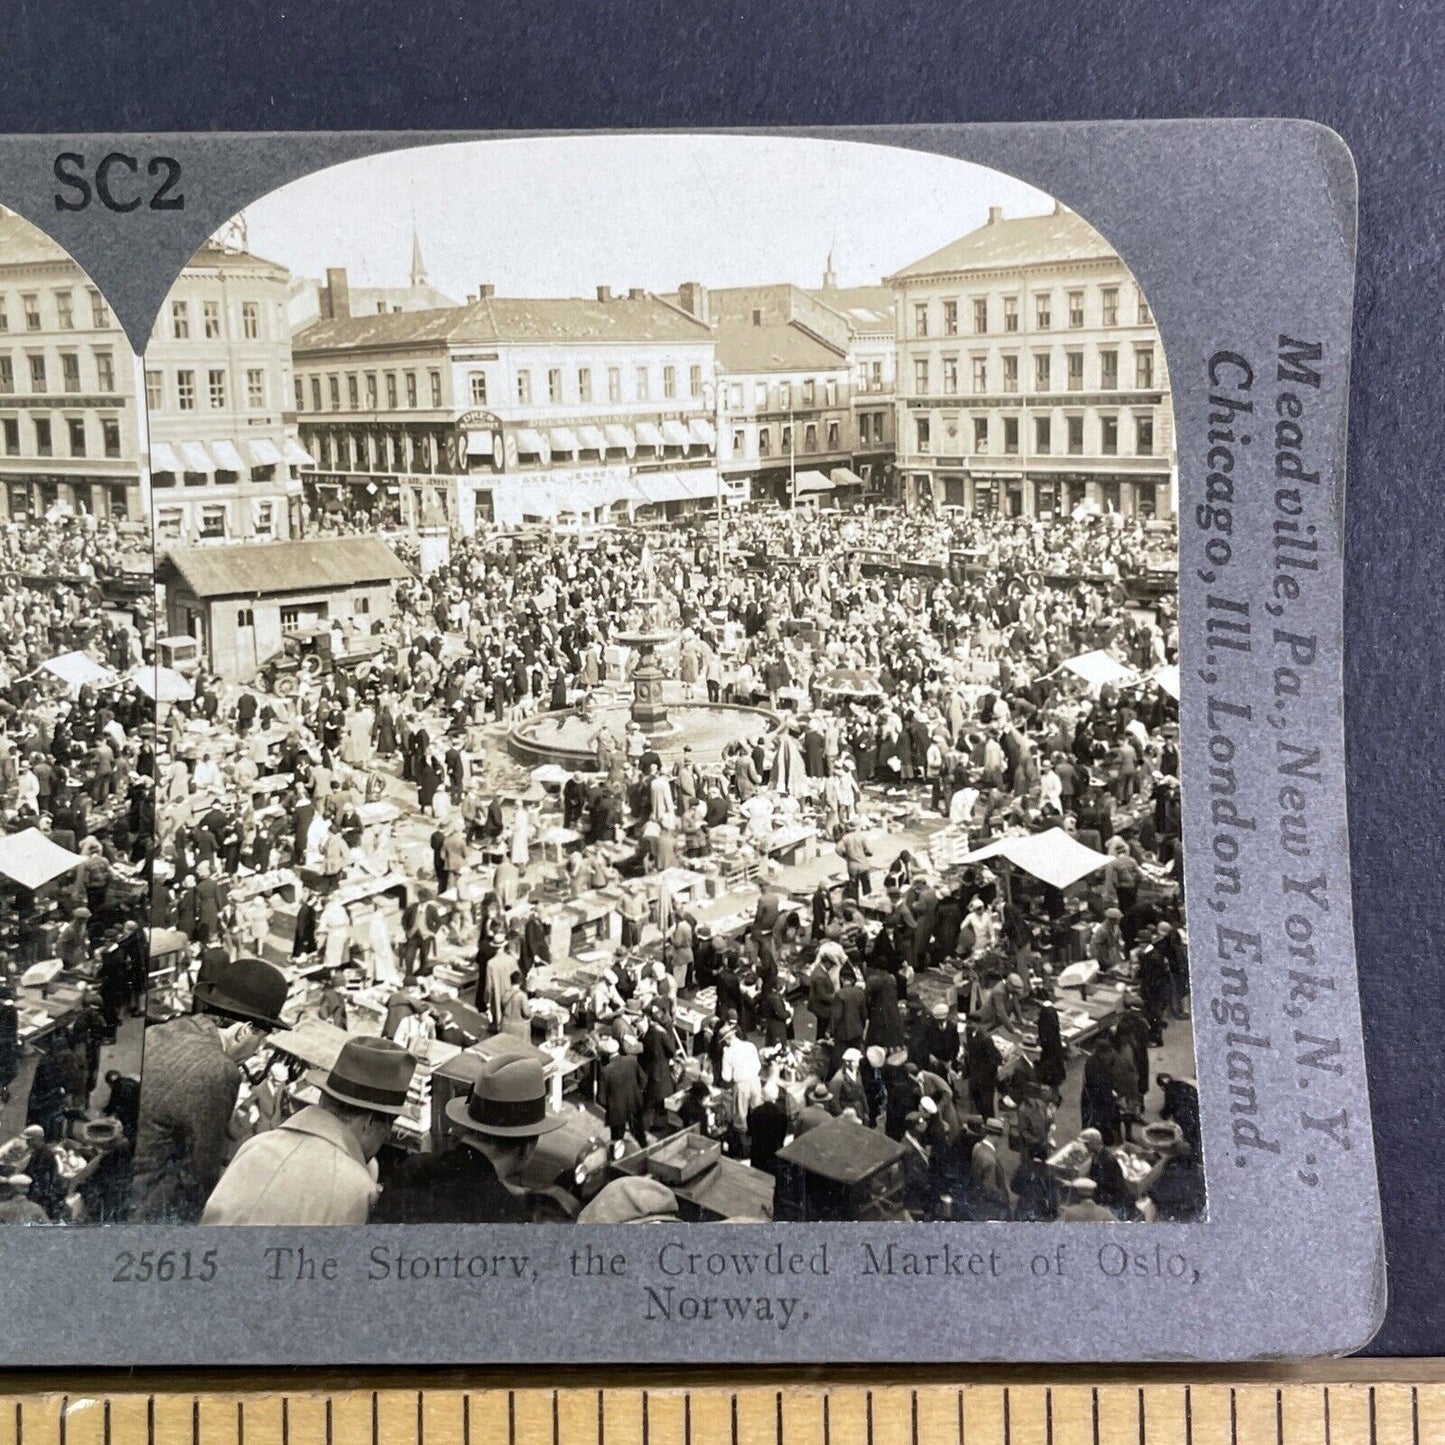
293;286;727;534
145;240;312;545
888;204;1176;520
0;211;146;523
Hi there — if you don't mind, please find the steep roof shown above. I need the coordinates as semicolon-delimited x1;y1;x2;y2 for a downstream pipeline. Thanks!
713;319;847;374
887;207;1115;280
158;537;412;599
807;285;896;333
294;293;713;354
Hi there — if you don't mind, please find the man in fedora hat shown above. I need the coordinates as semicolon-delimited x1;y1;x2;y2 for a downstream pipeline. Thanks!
373;1054;565;1224
201;1037;417;1226
132;956;292;1224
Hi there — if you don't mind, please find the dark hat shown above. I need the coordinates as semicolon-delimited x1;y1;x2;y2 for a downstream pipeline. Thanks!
445;1055;566;1141
192;956;291;1030
308;1037;416;1116
808;1083;832;1104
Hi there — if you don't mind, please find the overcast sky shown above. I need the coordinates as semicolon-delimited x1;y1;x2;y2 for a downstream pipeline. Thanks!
231;135;1054;299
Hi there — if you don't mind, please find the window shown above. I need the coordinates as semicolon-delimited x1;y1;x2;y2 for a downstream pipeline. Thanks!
385;373;398;408
33;417;51;456
1101;415;1119;455
67;418;86;456
237;606;255;628
869;360;883;391
0;358;11;394
22;295;39;332
916;417;931;453
732;428;745;454
827;420;840;450
971;356;988;394
799;378;815;407
1101;287;1119;326
470;371;488;404
779;381;791;409
89;288;109;328
972;297;988;334
245;369;265;409
1136;416;1154;455
200;506;227;539
293;377;305;411
635;366;650;401
346;374;358;409
758;426;771;456
1035;293;1051;330
0;298;7;332
1100;349;1118;390
203;301;221;339
242;302;260;339
942;356;958;395
1138;294;1153;324
405;372;418;408
913;303;928;337
1067;351;1084;391
804;422;817;451
913;358;929;396
858;417;870;446
1002;356;1019;393
102;418;120;458
943;300;958;336
56;291;74;330
1068;291;1084;328
516;369;532;405
177;370;196;410
1;419;17;455
1003;296;1018;333
1067;416;1084;455
86;350;112;394
361;373;375;408
1034;416;1051;454
662;365;677;400
1003;416;1019;455
146;369;163;410
729;383;744;409
972;416;988;453
171;300;189;339
1034;353;1051;391
425;370;441;407
336;435;351;470
608;367;622;403
60;354;79;393
208;368;227;408
578;367;592;403
781;424;793;452
327;375;340;410
1135;347;1155;389
28;355;45;392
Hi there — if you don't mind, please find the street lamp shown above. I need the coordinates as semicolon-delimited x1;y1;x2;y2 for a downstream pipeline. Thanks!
700;377;726;570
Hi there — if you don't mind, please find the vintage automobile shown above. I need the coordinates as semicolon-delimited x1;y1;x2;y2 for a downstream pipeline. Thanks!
155;634;201;676
256;625;386;695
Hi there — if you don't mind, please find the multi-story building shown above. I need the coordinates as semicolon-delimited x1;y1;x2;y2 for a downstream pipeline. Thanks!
887;203;1176;520
292;283;725;533
0;210;146;523
145;239;312;544
287;233;459;331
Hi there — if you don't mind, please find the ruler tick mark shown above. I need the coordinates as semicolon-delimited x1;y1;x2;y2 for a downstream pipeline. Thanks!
1091;1387;1099;1445
239;1399;246;1445
642;1392;650;1445
59;1395;67;1445
1137;1387;1145;1445
551;1392;559;1445
1275;1388;1283;1445
775;1391;783;1445
1324;1386;1332;1445
282;1397;290;1445
868;1391;875;1445
462;1395;469;1445
1230;1388;1237;1445
1412;1385;1420;1445
598;1390;605;1445
911;1390;919;1445
1185;1385;1193;1445
327;1399;334;1445
1003;1387;1011;1445
508;1392;515;1445
1369;1386;1377;1445
957;1387;964;1445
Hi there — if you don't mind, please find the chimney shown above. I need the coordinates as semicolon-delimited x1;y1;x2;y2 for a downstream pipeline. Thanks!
477;283;495;299
987;206;1004;224
323;266;351;320
628;287;645;300
596;285;613;302
677;281;710;324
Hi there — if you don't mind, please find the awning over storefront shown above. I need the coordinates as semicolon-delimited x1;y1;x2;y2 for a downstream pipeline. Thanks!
830;466;866;488
178;440;214;473
603;423;636;455
577;424;607;453
245;438;284;467
660;419;691;448
689;417;717;448
465;428;495;457
516;428;550;456
634;421;665;449
549;426;580;454
208;439;245;472
149;441;181;474
284;437;315;467
632;470;718;505
794;469;834;494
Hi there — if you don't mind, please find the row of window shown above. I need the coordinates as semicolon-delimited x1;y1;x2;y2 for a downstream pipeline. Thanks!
0;287;111;335
145;366;269;412
0;413;123;459
724;376;846;413
910;285;1151;339
910;345;1155;398
913;411;1156;458
0;348;118;396
855;361;891;394
728;418;846;457
163;296;270;344
155;500;277;541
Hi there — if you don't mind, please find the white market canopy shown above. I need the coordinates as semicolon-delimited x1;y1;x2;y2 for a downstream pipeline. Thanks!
1152;663;1181;701
41;651;118;691
960;827;1112;891
129;664;195;703
0;828;84;890
1060;649;1138;692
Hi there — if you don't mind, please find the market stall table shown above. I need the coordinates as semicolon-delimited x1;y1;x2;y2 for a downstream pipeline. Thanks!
611;1125;775;1222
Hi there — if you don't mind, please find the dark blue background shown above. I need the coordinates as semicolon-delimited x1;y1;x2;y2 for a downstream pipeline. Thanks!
3;0;1438;1357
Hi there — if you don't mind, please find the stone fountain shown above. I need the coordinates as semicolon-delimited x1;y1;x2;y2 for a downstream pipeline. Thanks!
613;596;675;733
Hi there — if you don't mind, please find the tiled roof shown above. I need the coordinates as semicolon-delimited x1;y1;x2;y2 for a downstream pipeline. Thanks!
713;319;847;373
158;537;412;599
295;293;713;353
807;286;896;332
185;238;290;277
888;208;1115;280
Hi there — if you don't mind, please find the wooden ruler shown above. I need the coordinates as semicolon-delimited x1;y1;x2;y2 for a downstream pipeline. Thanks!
0;1367;1438;1445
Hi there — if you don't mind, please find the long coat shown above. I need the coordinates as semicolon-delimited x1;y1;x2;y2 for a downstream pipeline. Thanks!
597;1055;646;1134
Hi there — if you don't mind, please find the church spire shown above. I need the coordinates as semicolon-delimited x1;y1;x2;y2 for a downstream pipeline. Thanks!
409;224;428;288
822;247;837;289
